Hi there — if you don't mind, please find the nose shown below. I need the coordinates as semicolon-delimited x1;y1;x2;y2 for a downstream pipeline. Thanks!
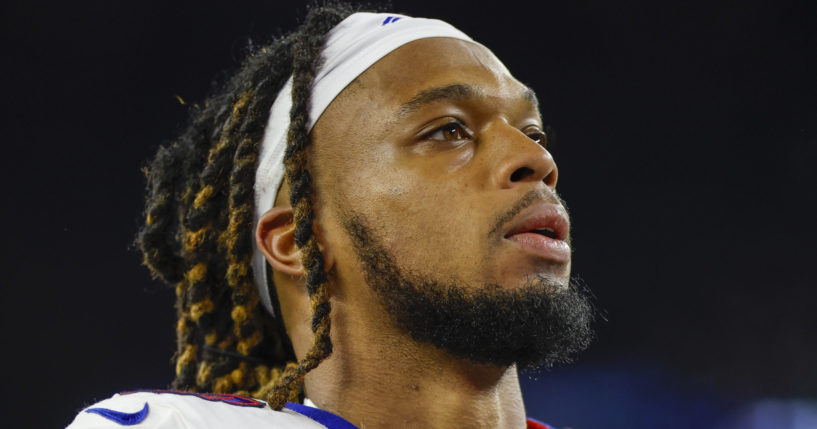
486;121;558;190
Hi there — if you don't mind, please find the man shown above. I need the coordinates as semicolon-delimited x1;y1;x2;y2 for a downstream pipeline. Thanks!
67;3;593;428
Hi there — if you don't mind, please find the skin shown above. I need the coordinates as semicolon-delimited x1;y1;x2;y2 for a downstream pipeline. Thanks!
257;37;567;429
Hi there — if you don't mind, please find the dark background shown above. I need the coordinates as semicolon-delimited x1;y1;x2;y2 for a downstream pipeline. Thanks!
1;0;815;428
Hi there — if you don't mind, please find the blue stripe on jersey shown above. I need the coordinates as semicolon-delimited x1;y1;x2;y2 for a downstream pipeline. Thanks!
285;402;358;429
285;401;554;429
85;402;149;426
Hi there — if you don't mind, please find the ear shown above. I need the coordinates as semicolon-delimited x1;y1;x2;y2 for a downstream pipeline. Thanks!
256;207;303;276
256;207;336;276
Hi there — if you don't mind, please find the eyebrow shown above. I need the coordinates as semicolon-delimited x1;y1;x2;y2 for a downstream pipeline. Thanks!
396;83;540;118
397;83;477;117
523;87;539;110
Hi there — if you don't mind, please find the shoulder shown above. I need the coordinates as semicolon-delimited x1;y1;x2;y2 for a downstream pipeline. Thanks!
66;390;327;429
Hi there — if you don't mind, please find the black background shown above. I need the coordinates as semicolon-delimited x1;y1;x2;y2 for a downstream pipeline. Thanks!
1;1;815;427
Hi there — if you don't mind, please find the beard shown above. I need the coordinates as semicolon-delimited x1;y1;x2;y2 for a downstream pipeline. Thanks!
341;213;595;371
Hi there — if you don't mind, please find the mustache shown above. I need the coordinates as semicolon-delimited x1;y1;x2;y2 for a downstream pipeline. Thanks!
487;188;569;237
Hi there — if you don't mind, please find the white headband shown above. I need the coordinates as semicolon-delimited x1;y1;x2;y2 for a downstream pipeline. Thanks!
253;12;475;316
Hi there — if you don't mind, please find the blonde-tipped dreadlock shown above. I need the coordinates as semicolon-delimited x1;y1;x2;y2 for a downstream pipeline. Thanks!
136;2;367;410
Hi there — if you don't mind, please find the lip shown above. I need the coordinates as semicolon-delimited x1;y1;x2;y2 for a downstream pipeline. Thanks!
502;203;571;263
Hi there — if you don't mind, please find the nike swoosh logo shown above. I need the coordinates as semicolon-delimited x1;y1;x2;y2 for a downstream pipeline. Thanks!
85;402;149;426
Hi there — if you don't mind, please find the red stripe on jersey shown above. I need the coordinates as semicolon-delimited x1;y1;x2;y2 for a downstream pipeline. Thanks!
526;417;554;429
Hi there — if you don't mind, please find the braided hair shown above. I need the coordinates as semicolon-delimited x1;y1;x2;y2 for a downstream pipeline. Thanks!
136;2;367;410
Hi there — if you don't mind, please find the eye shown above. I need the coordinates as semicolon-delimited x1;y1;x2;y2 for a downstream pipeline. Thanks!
525;129;548;147
425;121;472;142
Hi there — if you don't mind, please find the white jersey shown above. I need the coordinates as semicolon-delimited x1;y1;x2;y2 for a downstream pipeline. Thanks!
65;390;357;429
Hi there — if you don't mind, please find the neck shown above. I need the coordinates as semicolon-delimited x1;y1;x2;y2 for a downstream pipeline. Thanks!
302;299;527;429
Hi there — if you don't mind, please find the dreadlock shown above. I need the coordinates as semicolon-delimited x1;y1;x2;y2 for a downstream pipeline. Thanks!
136;2;367;410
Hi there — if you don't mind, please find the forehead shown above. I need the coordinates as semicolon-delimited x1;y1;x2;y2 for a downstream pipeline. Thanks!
351;37;523;105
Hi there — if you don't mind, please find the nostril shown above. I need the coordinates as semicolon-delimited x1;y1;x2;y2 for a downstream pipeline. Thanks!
510;167;534;182
543;170;556;187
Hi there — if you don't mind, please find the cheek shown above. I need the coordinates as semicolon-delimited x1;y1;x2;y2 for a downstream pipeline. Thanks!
355;171;486;274
363;145;476;223
325;142;490;279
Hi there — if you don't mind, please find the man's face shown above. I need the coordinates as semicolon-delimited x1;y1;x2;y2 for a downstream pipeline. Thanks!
315;37;569;290
309;37;591;366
